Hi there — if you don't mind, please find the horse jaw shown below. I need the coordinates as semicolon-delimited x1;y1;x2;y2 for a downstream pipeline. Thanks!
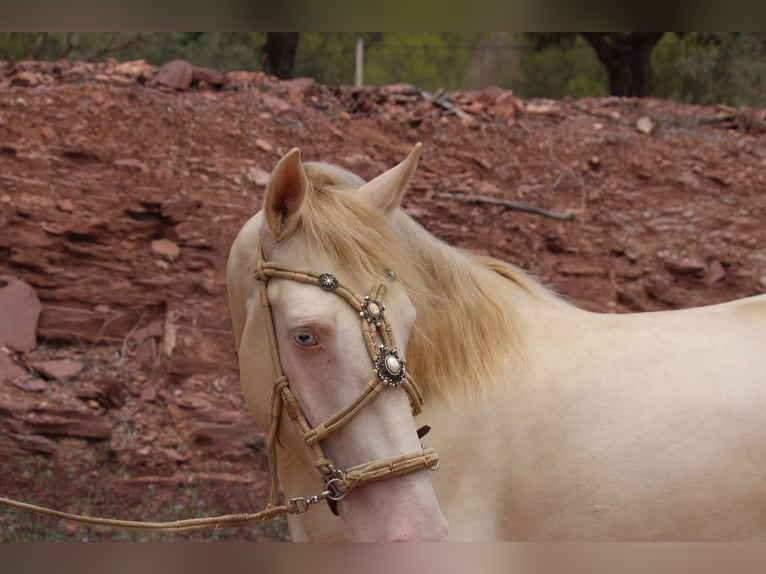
337;473;449;541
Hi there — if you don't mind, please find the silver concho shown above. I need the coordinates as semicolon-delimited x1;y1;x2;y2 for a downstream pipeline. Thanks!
318;273;339;291
360;295;385;326
374;346;406;387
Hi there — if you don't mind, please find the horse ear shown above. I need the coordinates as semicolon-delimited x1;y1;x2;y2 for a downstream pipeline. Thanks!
264;148;309;238
359;143;422;214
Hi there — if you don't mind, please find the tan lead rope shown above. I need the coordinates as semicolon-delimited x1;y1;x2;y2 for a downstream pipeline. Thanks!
0;495;296;533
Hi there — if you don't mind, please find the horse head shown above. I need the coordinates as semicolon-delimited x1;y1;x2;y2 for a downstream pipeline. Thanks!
229;144;448;541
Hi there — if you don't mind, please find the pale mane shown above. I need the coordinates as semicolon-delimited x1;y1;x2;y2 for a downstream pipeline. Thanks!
297;161;564;398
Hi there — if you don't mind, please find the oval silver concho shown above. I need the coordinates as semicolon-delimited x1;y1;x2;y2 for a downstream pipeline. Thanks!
374;346;406;387
360;296;385;326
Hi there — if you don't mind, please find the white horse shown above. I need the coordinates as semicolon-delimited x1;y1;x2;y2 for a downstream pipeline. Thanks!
227;144;766;541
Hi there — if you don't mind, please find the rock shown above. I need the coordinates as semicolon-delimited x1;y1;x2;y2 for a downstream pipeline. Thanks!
114;60;146;78
636;115;655;134
140;387;158;402
41;126;55;139
11;378;47;392
246;166;271;186
160;198;200;223
281;77;315;102
193;66;225;86
24;409;112;440
56;198;74;212
38;305;156;345
150;239;181;262
255;138;273;152
260;93;291;114
490;92;522;121
0;398;111;440
32;359;84;380
760;275;766;289
11;71;42;87
76;378;125;408
0;352;26;381
525;102;563;117
12;433;58;454
664;257;706;275
708;260;727;283
0;276;42;351
155;60;193;90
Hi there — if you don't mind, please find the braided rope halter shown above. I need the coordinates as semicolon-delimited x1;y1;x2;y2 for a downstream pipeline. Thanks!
253;247;439;515
0;248;438;533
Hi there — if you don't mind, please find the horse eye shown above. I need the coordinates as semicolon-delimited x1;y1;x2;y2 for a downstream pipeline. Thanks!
293;332;318;348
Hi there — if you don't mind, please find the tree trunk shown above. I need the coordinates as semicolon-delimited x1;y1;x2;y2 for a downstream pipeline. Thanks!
581;33;665;97
261;33;299;79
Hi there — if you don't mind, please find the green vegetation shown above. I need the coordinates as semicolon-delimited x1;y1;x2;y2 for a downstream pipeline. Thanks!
2;32;766;107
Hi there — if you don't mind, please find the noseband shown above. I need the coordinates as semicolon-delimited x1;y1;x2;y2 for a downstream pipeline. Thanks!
254;247;439;515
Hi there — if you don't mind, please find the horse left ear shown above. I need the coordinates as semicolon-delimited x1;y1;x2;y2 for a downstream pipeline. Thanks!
263;148;309;238
359;143;422;214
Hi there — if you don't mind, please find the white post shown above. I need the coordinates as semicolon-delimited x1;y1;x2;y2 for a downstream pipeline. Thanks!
355;36;364;87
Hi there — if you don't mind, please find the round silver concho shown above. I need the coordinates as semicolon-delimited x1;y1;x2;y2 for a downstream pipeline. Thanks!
360;296;385;326
374;346;406;387
317;273;339;291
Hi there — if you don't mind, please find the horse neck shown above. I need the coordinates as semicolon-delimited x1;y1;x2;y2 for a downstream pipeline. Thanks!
399;215;557;399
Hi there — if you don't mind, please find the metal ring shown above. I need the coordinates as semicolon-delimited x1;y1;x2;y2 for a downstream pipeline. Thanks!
325;477;347;501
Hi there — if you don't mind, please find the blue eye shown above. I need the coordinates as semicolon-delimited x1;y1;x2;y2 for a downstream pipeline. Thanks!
293;332;318;348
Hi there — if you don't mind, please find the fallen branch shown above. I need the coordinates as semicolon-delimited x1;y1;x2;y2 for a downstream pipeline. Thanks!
438;192;575;221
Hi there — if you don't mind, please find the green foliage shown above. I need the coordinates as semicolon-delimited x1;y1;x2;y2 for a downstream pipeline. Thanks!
653;32;766;107
294;33;484;90
512;34;608;99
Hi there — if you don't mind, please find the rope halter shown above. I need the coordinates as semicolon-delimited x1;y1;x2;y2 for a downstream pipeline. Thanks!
253;247;439;515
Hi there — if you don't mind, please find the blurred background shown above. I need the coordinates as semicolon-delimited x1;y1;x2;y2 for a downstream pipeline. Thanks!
2;32;766;107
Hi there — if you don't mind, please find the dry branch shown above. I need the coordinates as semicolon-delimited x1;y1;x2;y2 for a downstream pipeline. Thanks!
438;192;575;221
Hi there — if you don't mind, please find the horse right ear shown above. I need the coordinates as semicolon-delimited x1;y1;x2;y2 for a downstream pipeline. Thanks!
263;148;308;238
359;143;422;214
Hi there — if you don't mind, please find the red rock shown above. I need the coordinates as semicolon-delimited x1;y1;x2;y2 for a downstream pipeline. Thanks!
76;378;125;408
140;387;158;402
0;352;26;381
0;276;42;351
193;66;225;86
41;126;55;139
665;257;706;275
246;166;271;186
11;71;41;87
24;410;111;440
32;359;84;380
155;60;193;90
490;92;522;121
150;239;181;262
708;260;727;283
12;433;57;454
281;77;315;102
11;378;47;392
260;93;291;114
255;139;273;152
56;198;74;212
38;305;155;345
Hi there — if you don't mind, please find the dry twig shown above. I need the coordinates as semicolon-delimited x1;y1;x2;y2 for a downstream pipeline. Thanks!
438;192;574;221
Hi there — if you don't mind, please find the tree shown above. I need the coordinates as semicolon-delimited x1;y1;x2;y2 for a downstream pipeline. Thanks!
580;33;665;97
525;33;666;97
261;33;299;79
